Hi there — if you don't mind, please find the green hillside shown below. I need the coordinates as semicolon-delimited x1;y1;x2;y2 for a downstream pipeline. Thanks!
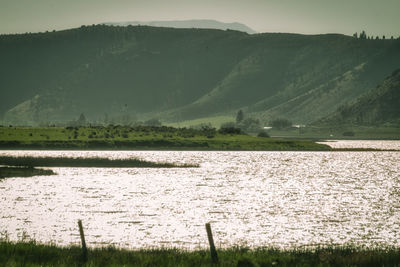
317;69;400;127
1;25;399;126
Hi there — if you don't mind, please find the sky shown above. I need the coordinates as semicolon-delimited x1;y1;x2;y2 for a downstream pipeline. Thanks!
0;0;399;37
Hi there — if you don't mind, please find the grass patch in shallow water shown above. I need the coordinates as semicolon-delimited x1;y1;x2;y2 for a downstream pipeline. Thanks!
0;166;55;178
0;156;198;168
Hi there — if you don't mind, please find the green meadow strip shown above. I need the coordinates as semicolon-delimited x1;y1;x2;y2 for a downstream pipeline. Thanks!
0;126;332;151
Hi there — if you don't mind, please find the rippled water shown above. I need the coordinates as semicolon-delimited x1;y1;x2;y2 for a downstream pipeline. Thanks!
1;145;400;249
318;140;400;150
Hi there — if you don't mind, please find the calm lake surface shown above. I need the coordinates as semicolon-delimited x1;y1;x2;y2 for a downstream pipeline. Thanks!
1;140;400;249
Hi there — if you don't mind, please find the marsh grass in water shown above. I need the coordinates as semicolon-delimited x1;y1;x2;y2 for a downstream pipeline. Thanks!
1;240;400;266
0;166;55;179
0;156;198;168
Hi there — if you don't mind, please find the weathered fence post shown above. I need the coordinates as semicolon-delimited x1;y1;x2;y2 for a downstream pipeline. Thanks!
205;222;219;264
77;219;88;261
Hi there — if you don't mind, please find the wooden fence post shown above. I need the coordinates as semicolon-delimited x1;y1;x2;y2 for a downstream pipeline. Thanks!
205;223;219;264
78;219;88;261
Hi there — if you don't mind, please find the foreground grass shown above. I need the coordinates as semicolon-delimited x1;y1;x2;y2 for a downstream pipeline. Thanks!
1;241;400;266
0;126;331;151
0;166;55;178
0;156;198;168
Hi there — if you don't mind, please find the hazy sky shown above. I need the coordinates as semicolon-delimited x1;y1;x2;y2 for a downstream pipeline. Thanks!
1;0;399;37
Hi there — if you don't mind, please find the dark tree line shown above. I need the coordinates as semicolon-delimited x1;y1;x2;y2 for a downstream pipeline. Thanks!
353;30;397;40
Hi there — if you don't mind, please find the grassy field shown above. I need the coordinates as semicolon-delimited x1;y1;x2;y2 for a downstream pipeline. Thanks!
0;166;55;178
0;126;331;151
1;240;400;266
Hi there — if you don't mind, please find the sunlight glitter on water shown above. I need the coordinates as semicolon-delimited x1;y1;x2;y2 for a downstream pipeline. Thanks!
0;147;400;249
318;140;400;150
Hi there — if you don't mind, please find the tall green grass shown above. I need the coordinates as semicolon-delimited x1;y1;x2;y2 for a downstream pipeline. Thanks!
1;240;400;266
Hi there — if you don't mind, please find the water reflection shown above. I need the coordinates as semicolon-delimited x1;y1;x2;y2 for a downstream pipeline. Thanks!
0;147;400;249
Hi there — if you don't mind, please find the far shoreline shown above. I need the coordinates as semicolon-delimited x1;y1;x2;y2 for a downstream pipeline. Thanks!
1;126;399;151
0;145;399;152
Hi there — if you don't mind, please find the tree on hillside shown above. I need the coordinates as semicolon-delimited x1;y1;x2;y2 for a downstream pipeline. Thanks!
144;118;162;127
238;117;261;133
236;110;244;124
219;122;241;134
77;113;87;126
270;118;292;129
257;130;270;138
359;30;367;39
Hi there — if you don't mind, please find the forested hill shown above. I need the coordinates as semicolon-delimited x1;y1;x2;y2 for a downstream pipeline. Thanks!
316;69;400;127
103;19;257;34
1;25;399;126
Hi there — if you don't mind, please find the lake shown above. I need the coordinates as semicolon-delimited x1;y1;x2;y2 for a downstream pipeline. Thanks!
1;140;399;250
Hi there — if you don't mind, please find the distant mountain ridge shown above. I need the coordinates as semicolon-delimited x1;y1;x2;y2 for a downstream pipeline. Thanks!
103;19;257;34
0;25;399;126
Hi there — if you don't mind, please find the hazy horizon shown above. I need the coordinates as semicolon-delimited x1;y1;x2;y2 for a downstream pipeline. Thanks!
1;0;399;37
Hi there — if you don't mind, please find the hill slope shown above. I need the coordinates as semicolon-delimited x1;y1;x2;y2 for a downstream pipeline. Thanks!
317;69;400;126
1;25;399;126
